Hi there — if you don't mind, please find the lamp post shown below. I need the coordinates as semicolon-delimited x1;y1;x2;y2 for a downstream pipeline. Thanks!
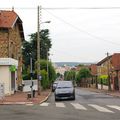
37;6;51;95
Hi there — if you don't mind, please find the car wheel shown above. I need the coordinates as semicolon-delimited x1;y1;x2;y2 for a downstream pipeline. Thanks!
55;98;58;101
72;95;75;100
55;96;58;101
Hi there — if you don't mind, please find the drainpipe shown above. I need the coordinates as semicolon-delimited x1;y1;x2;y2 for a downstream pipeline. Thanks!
8;30;10;57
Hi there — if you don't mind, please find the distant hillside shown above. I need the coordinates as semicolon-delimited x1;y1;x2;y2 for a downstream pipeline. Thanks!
55;62;93;67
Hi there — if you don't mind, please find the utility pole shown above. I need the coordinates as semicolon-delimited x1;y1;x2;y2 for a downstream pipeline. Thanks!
37;6;41;95
47;51;49;81
30;57;33;99
107;52;111;91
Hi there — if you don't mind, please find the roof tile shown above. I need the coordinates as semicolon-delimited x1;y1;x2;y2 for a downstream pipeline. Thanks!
0;10;18;28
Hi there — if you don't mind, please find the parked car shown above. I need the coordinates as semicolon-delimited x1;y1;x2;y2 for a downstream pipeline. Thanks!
52;81;59;92
54;81;75;101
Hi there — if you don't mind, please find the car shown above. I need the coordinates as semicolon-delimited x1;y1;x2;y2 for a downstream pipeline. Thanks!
52;81;59;92
54;81;75;101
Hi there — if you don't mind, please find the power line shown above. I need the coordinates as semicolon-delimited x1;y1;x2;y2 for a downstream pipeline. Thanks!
43;7;120;10
44;9;120;46
1;6;120;46
1;7;120;10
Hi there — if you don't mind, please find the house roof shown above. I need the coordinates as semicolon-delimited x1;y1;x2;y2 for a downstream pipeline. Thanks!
97;55;112;66
0;10;25;41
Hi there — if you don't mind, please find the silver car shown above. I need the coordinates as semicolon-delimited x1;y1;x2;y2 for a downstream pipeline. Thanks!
52;81;59;92
54;81;75;101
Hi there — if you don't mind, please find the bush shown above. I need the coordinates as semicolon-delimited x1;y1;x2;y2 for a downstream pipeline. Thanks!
97;75;108;85
41;70;49;89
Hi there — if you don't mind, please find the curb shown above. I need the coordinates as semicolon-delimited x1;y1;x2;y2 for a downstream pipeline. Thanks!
0;102;33;105
81;88;120;98
39;91;52;104
0;91;52;105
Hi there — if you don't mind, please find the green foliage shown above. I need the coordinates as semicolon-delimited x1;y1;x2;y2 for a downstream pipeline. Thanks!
56;73;61;78
41;70;49;89
76;68;91;82
22;29;52;80
9;65;16;72
35;59;56;88
97;75;108;85
64;70;76;81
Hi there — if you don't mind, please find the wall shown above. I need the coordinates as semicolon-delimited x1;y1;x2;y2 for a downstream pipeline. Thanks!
0;66;11;95
0;23;23;86
0;29;9;57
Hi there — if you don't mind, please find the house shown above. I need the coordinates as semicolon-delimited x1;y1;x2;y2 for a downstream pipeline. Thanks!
89;64;97;88
0;10;24;95
97;53;120;91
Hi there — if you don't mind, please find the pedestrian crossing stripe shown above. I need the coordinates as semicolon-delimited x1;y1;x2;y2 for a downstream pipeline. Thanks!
107;105;120;111
26;103;34;106
71;103;87;110
56;102;65;107
37;102;120;113
40;102;49;106
88;104;114;113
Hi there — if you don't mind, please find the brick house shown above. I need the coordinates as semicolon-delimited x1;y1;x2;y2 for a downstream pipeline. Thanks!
0;10;24;93
97;53;120;91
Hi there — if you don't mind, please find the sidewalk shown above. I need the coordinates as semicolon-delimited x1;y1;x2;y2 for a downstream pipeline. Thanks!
0;89;51;105
81;87;120;98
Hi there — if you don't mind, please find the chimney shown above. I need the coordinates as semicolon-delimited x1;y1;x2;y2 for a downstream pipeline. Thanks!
12;6;14;11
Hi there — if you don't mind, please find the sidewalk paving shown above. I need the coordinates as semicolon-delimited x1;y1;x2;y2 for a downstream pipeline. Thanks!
81;87;120;98
0;89;51;105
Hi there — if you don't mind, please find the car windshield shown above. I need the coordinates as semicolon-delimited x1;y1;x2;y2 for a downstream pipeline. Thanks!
57;81;73;89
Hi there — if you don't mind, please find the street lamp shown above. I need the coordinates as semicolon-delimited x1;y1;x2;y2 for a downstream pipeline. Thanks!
40;21;51;24
37;6;51;95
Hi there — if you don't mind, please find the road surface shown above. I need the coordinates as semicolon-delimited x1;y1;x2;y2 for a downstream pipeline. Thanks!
1;88;120;120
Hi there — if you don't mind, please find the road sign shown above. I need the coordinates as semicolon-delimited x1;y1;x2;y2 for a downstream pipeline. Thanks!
38;75;42;80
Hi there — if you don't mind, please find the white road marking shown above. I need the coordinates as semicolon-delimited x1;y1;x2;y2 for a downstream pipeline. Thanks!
71;103;87;110
26;103;34;106
56;102;65;108
88;104;114;113
40;102;49;106
107;105;120;111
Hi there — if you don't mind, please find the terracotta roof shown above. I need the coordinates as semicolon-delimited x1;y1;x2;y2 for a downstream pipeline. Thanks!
0;10;25;41
0;10;18;28
97;55;112;66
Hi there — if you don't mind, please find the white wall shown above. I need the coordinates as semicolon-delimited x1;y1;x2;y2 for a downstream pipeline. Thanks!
98;84;113;90
0;66;11;95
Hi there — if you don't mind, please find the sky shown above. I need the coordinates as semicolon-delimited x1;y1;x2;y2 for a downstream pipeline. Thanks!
1;0;120;63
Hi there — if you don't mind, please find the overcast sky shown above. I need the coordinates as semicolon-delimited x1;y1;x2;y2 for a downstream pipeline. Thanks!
1;0;120;63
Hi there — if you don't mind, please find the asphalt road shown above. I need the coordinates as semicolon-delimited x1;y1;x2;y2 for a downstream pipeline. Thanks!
1;88;120;120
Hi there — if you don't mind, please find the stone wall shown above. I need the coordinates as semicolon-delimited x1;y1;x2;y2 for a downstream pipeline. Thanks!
0;23;23;85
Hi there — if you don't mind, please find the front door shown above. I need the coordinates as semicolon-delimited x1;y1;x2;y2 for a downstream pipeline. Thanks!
11;72;15;91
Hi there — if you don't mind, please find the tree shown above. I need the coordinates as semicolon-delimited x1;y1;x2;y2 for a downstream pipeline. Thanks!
35;59;56;88
76;68;91;87
64;70;76;81
22;29;52;79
